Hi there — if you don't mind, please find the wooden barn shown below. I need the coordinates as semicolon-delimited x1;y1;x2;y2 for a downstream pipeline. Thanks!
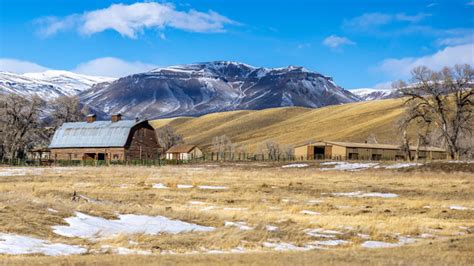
165;144;203;161
294;141;447;161
49;114;161;162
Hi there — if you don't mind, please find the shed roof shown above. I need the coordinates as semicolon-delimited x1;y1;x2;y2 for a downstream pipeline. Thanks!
297;140;446;152
49;120;146;148
166;144;197;153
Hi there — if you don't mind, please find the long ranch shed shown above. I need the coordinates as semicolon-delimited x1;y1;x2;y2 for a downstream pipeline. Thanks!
49;115;161;162
294;141;447;161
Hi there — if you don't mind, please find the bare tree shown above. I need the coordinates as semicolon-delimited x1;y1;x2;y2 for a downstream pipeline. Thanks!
155;125;183;153
281;144;294;160
50;96;88;129
397;64;473;160
0;94;44;160
259;139;281;160
212;135;234;159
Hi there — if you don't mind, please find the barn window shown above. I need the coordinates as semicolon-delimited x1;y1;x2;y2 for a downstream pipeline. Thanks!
113;154;119;160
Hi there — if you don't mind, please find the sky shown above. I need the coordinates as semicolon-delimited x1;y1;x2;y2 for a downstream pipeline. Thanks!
0;0;473;89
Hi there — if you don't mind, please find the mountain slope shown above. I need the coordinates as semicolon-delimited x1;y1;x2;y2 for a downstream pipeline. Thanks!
81;61;360;118
351;88;402;101
150;98;407;151
0;70;114;100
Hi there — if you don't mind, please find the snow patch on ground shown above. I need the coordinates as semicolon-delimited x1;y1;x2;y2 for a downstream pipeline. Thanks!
0;233;87;256
153;183;168;189
282;163;309;168
177;184;193;189
328;191;399;198
224;221;254;231
265;225;279;231
449;205;472;210
383;163;422;169
53;212;215;240
262;242;312;251
310;239;349;246
320;162;379;171
362;236;416;249
305;228;341;238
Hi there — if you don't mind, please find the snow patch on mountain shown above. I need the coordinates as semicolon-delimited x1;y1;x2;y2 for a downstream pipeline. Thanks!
0;70;115;100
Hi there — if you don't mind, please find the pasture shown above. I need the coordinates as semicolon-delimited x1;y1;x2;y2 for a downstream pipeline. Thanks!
0;161;473;265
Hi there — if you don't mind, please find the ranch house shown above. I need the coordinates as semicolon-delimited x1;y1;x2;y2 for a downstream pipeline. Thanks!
165;144;203;161
294;141;447;161
49;114;161;162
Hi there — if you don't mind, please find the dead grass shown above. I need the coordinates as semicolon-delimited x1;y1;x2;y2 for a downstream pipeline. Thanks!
0;163;473;265
149;98;406;151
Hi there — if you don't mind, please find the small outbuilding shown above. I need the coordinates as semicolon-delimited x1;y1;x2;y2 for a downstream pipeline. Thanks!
165;144;202;161
294;140;447;161
49;114;161;162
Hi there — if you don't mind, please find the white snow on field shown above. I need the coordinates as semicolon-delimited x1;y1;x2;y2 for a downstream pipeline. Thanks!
0;233;86;256
328;191;398;198
153;183;168;189
310;239;348;246
177;184;193;189
265;225;279;231
188;201;206;205
300;210;321;215
305;228;341;238
198;185;228;190
282;163;309;168
53;212;215;240
47;208;59;213
362;236;415;249
384;163;422;169
262;242;312;251
361;240;400;248
449;205;472;210
224;221;254;231
320;162;379;171
0;168;29;176
100;245;152;255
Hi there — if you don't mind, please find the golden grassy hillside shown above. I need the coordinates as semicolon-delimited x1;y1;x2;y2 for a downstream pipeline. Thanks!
151;98;406;151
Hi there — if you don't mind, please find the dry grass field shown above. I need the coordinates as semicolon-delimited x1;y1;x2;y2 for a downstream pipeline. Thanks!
0;161;473;265
150;98;406;151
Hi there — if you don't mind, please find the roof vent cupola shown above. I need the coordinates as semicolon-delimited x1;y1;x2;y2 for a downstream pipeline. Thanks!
86;114;96;123
111;113;122;122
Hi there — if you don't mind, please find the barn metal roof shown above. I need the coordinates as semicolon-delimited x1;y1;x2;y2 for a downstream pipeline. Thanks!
49;120;145;148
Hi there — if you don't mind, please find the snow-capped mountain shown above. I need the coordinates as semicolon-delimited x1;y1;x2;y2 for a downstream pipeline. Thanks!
0;70;115;100
81;61;360;118
350;88;397;101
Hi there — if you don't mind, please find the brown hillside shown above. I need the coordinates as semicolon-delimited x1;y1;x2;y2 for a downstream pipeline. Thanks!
150;98;406;151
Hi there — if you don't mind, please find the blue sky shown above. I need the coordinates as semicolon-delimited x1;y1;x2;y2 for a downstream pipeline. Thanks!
0;0;473;89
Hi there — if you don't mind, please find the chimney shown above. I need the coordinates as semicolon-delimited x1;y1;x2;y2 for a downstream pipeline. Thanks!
86;114;96;123
111;113;122;122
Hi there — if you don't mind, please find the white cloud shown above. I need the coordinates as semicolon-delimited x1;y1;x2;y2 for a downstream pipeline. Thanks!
0;58;49;73
377;44;474;78
37;2;235;39
436;34;473;46
73;57;158;77
322;35;355;48
0;57;157;77
344;12;430;31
